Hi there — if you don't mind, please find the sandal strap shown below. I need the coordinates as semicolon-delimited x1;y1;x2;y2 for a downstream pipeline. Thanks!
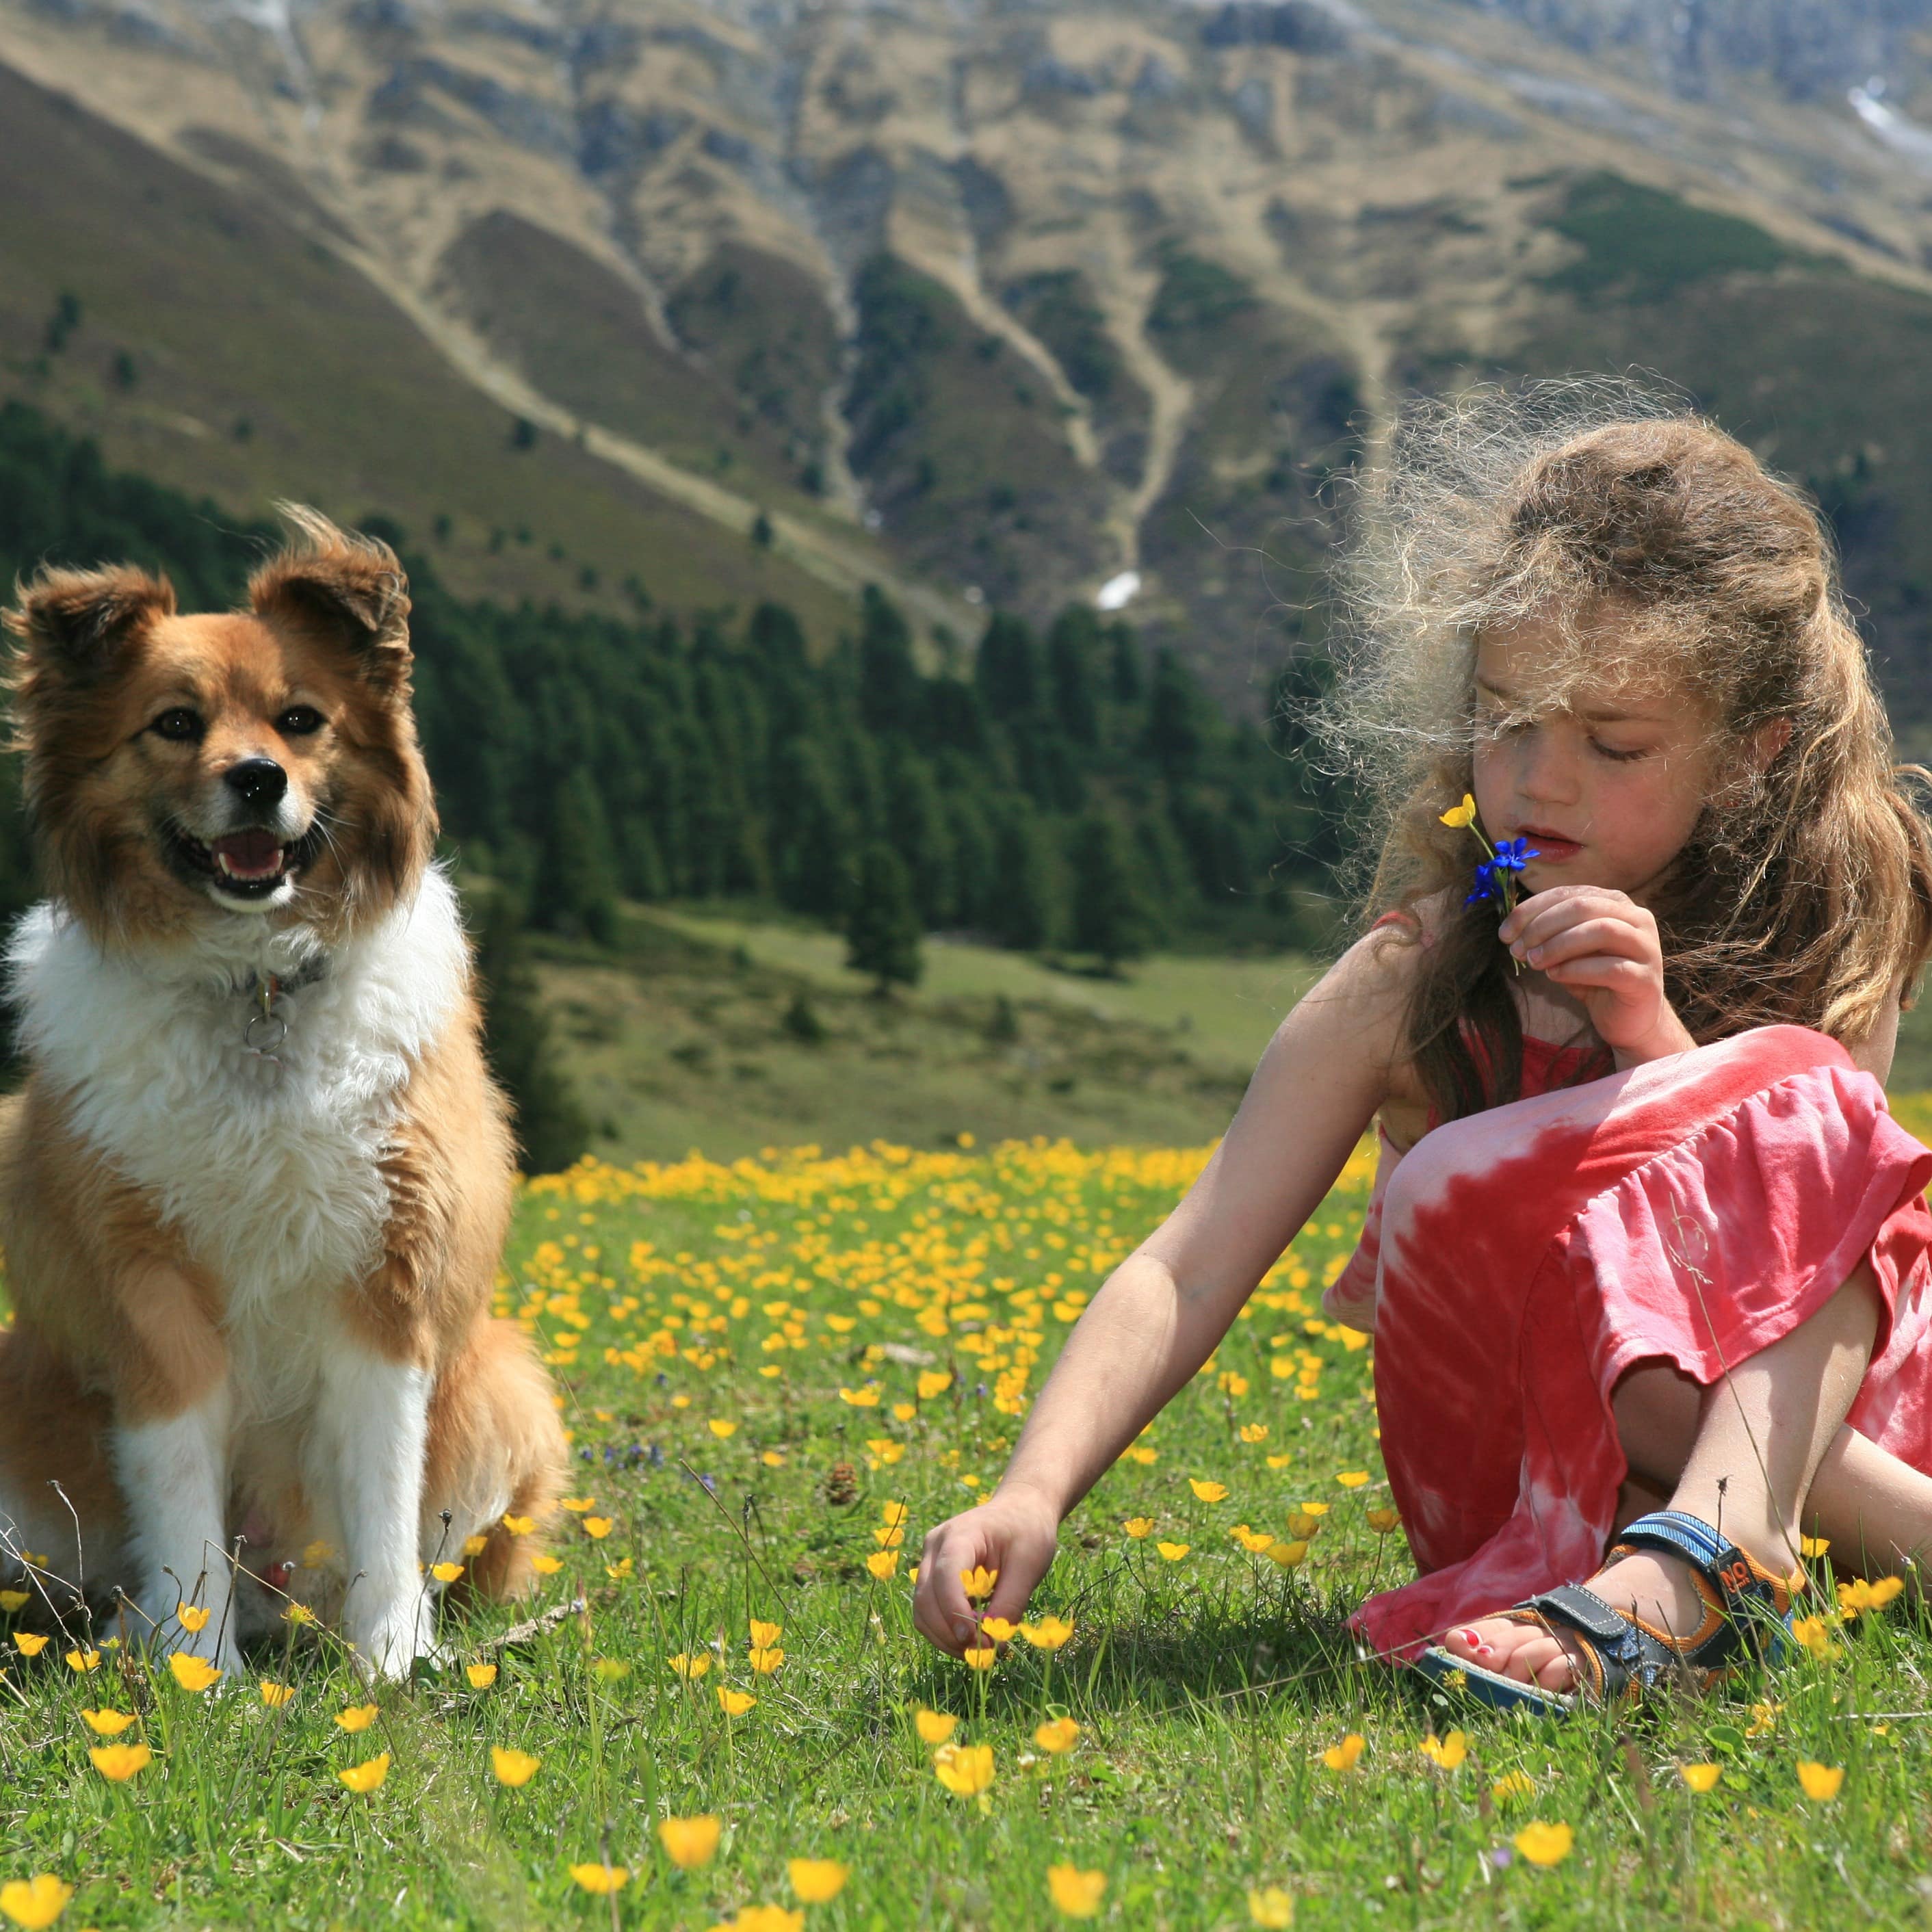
1609;1508;1800;1620
1507;1582;1697;1704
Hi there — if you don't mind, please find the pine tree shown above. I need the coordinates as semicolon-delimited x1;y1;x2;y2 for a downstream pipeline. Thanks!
846;841;924;995
859;584;922;739
1142;648;1210;780
1069;814;1153;970
1047;605;1101;746
534;768;621;945
989;804;1058;952
974;612;1043;720
471;889;592;1175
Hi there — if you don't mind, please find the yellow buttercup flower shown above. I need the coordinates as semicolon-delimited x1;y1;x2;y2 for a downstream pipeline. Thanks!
1248;1888;1294;1927
1046;1866;1106;1919
1034;1716;1080;1754
259;1681;295;1708
338;1753;390;1794
717;1686;757;1716
1020;1615;1073;1650
1188;1479;1229;1503
917;1370;952;1400
1334;1470;1370;1489
466;1663;498;1688
430;1563;464;1584
978;1616;1017;1643
335;1703;379;1733
79;1708;135;1735
749;1618;783;1647
1366;1508;1401;1534
1320;1734;1364;1773
462;1535;488;1556
1439;793;1478;828
176;1604;211;1632
1512;1821;1573;1867
88;1742;153;1781
962;1646;997;1673
915;1708;958;1744
62;1649;99;1674
1121;1517;1154;1540
787;1859;849;1903
13;1634;47;1658
657;1814;722;1869
1156;1542;1190;1562
933;1742;995;1794
559;1497;596;1513
708;1418;738;1438
501;1514;535;1536
1265;1541;1308;1569
748;1645;785;1674
491;1747;541;1787
865;1551;898;1580
1679;1763;1721;1792
1797;1760;1844;1802
1492;1771;1535;1803
0;1875;74;1928
580;1517;613;1541
168;1654;220;1693
0;1591;27;1613
669;1653;712;1680
569;1863;629;1894
958;1566;998;1601
1420;1731;1467;1770
1800;1534;1831;1558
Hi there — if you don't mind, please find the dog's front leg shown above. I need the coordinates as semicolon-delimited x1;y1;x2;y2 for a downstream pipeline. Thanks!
314;1340;436;1681
111;1380;244;1676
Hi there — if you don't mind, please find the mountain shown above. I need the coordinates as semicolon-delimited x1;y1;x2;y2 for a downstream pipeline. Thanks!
5;0;1932;725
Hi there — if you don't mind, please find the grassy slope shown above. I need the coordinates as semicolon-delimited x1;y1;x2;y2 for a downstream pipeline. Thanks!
0;64;854;643
543;902;1932;1166
534;909;1292;1164
436;216;830;517
844;256;1112;614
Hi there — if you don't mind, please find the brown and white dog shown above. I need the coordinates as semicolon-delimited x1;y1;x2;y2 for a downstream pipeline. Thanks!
0;508;566;1678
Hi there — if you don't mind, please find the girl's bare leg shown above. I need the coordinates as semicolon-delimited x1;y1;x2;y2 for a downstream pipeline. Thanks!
1439;1260;1881;1690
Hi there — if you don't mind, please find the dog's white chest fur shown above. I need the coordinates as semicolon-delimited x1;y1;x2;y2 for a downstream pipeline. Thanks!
7;869;468;1314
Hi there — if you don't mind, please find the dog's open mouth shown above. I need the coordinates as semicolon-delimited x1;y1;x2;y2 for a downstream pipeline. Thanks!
164;823;324;900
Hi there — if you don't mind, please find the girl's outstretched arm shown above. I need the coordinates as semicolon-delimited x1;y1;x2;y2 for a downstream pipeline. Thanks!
911;934;1409;1655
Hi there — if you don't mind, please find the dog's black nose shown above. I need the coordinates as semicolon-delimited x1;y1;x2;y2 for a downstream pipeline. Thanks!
224;757;287;808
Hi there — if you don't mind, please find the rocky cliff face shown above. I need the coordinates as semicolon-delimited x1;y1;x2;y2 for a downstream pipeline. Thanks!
6;0;1932;719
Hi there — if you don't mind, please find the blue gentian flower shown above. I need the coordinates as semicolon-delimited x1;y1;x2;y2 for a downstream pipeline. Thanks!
1492;837;1540;873
1465;859;1498;905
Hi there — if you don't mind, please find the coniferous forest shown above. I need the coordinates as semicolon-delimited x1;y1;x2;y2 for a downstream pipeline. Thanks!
0;400;1340;963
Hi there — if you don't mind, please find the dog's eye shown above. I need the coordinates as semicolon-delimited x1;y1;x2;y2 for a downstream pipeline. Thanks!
150;708;203;742
276;705;326;737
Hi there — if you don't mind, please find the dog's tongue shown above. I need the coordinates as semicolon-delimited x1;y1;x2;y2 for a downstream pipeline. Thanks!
212;829;284;878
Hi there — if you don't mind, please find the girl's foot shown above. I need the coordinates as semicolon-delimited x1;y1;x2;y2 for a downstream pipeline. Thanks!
1437;1548;1710;1691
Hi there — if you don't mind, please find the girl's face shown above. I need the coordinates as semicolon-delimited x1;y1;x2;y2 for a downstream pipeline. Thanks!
1469;620;1716;903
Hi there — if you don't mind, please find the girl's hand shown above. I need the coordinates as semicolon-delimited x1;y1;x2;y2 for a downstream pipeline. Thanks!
911;1492;1061;1656
1498;885;1696;1066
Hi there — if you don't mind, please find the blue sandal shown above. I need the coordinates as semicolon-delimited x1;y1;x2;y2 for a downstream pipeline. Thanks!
1412;1510;1803;1717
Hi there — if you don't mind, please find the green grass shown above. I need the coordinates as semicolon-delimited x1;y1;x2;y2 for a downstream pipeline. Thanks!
1;1128;1929;1928
631;909;1318;1081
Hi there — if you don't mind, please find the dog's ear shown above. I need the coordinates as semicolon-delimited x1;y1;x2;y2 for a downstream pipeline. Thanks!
249;504;412;687
4;563;177;681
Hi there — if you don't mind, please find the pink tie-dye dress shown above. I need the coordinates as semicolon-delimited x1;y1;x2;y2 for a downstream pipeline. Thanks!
1329;1021;1932;1658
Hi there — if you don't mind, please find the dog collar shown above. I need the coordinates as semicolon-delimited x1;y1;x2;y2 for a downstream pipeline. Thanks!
237;957;328;1061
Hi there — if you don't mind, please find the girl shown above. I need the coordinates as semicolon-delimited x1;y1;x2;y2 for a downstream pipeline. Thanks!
911;384;1932;1712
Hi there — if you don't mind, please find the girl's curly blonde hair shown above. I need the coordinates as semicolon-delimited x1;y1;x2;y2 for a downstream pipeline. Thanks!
1307;377;1932;1123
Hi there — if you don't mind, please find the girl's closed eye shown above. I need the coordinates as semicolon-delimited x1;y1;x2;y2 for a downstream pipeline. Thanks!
1591;738;1650;763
